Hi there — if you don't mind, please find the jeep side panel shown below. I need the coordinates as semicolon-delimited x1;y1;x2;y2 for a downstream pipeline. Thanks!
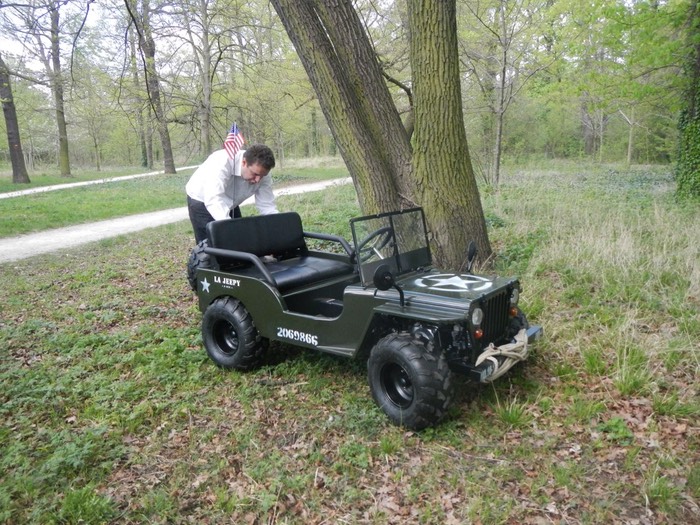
197;268;380;358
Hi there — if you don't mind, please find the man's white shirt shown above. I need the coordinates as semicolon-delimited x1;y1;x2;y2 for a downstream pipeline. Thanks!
185;149;278;220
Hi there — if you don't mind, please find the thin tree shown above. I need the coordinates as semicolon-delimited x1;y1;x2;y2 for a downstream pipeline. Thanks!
0;0;75;176
128;24;151;168
270;0;491;267
0;53;30;183
124;0;176;174
460;0;552;186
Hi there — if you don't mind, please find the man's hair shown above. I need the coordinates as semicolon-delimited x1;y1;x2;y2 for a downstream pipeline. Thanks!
243;144;276;170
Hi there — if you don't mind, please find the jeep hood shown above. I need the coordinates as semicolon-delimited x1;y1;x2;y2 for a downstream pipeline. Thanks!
372;271;518;322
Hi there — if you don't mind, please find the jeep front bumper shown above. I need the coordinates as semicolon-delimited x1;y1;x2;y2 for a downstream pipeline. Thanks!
469;325;543;383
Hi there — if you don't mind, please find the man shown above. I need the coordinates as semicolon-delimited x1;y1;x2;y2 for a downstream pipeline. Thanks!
186;144;278;244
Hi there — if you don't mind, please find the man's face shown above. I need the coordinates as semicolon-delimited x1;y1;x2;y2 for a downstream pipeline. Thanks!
241;158;270;184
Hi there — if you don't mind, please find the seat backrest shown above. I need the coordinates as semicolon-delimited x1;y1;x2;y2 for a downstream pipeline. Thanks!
206;212;307;258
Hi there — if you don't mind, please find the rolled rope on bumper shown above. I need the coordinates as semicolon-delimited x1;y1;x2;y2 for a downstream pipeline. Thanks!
475;328;529;382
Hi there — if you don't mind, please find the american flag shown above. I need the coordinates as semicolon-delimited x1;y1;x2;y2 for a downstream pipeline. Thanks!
223;122;244;159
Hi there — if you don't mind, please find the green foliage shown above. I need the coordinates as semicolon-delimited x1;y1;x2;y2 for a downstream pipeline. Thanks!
57;485;118;524
0;0;689;186
674;0;700;199
597;417;634;445
675;115;700;198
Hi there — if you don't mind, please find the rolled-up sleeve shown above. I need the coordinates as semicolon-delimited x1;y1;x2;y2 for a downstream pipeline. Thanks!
202;158;234;220
254;175;278;215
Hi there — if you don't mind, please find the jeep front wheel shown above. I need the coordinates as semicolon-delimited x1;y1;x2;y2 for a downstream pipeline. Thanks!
202;297;267;370
367;334;454;430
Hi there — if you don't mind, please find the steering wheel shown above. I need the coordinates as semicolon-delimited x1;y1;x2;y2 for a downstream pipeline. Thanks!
353;226;394;263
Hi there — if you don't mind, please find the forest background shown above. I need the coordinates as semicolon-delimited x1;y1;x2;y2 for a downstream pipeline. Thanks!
1;1;699;523
0;0;693;184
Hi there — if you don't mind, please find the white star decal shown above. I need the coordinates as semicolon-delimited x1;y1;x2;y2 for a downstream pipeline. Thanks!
200;278;211;293
415;274;493;292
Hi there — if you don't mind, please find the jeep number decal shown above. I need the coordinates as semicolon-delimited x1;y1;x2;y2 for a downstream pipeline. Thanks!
277;327;319;346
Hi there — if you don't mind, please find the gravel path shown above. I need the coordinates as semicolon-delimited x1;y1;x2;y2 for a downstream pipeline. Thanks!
0;177;351;264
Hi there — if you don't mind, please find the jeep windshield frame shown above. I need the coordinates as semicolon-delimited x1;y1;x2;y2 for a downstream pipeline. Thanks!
350;207;432;286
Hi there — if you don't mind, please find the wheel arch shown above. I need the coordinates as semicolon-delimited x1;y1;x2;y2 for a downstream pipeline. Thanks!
355;313;428;362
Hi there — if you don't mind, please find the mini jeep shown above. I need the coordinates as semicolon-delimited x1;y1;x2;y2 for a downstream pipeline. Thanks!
190;208;542;430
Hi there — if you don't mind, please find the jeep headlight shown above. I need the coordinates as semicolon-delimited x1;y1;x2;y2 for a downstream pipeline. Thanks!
510;288;520;306
471;307;484;326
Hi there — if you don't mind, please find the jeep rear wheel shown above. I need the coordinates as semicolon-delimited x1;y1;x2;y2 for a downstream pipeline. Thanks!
202;297;267;370
187;240;218;292
368;334;454;430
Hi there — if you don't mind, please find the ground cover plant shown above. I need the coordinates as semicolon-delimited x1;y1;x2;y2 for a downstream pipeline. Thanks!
0;164;698;524
0;159;349;238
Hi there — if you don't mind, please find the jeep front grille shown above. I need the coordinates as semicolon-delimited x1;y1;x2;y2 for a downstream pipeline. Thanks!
480;289;510;343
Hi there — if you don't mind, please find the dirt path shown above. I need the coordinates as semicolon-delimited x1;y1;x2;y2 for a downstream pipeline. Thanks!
0;166;200;200
0;178;351;264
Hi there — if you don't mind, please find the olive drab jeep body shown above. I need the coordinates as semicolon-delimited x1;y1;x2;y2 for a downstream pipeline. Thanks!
191;208;542;430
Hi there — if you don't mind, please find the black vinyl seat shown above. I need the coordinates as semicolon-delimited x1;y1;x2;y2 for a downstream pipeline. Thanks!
205;212;354;292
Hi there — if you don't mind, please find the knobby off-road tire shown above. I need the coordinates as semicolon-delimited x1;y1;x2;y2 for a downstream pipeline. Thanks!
368;333;454;430
187;240;218;292
202;297;267;370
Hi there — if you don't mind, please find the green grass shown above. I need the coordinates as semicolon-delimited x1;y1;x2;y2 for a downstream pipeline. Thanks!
1;162;699;523
0;165;161;193
0;158;349;238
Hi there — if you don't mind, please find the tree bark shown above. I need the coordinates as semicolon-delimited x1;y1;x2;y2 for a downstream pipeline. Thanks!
129;26;149;168
270;0;410;213
409;0;491;266
50;5;71;177
271;0;492;267
126;0;176;174
0;53;30;183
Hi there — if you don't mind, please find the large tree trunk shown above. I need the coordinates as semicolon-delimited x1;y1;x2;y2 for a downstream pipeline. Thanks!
409;0;491;266
0;53;30;184
50;5;71;177
271;0;410;213
271;0;491;267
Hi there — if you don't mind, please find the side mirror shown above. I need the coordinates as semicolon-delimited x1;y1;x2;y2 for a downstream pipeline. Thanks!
466;240;477;274
373;264;395;291
373;264;405;308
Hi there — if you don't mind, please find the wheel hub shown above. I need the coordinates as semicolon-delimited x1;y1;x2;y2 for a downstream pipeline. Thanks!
381;363;414;409
214;320;239;355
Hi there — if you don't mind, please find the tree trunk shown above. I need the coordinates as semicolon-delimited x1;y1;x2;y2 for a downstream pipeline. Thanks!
197;0;212;155
271;0;492;267
141;30;176;174
127;0;176;174
626;108;634;167
92;134;101;171
129;27;149;168
492;3;508;188
270;0;410;213
50;5;71;177
493;105;505;187
409;0;491;266
0;53;30;183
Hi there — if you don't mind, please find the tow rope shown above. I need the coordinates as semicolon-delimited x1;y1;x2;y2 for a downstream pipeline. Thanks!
475;328;529;382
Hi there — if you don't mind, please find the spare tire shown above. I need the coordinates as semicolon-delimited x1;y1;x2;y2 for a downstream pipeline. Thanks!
187;239;218;291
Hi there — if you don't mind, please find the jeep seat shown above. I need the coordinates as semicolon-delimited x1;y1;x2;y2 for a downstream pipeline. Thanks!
205;212;354;292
